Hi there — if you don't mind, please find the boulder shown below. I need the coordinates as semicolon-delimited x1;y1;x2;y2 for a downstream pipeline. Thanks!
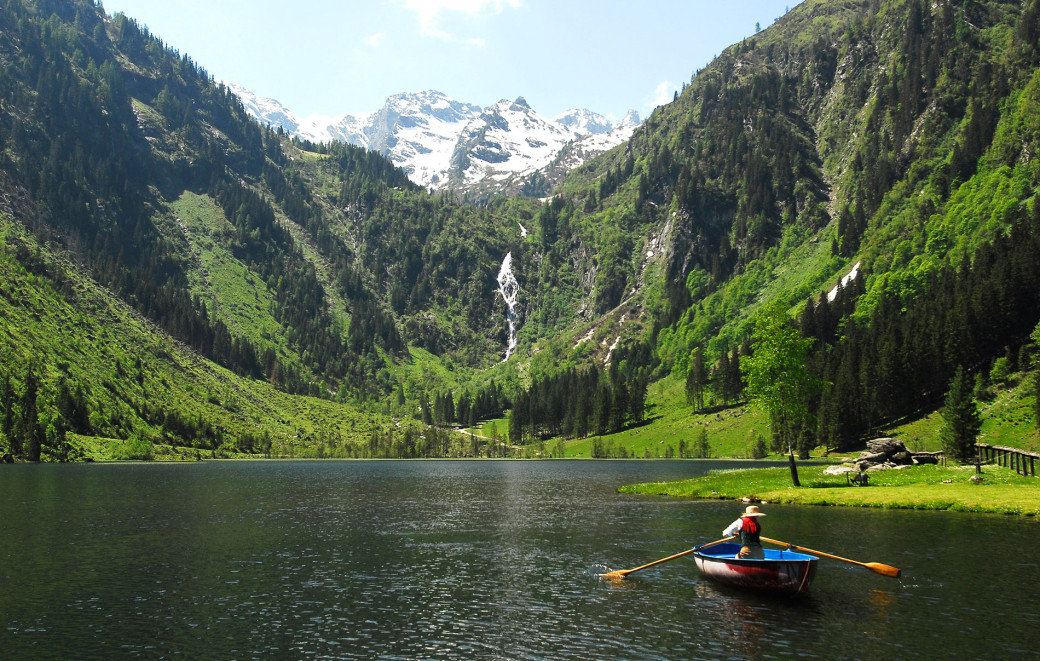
866;437;907;455
890;451;914;465
824;465;857;476
857;451;889;464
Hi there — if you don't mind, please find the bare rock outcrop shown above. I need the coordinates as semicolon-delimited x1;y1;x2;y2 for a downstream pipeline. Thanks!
828;438;943;474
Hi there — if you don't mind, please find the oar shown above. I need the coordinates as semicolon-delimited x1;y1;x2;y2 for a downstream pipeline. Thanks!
760;536;901;578
602;536;735;580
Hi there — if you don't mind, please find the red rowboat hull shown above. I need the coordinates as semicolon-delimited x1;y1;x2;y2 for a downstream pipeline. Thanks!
692;543;818;595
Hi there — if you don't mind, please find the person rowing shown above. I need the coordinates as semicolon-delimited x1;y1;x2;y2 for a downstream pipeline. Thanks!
722;504;766;559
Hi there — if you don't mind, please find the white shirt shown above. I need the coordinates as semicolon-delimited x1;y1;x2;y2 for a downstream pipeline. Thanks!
723;516;757;538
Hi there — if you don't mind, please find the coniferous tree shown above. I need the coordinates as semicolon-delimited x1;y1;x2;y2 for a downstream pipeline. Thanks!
19;365;43;462
694;428;711;458
686;347;707;410
1;373;15;458
939;366;982;462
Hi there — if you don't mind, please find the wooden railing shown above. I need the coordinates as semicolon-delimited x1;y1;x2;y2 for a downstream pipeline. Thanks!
976;443;1039;478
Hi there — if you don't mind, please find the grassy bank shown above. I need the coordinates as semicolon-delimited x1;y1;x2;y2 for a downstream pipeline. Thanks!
618;463;1040;516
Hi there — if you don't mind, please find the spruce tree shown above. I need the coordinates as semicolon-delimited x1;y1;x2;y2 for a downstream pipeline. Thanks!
939;366;982;462
19;366;42;462
695;428;711;458
685;347;707;410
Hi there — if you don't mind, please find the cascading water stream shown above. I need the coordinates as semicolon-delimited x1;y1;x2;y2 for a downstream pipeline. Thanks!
497;252;520;361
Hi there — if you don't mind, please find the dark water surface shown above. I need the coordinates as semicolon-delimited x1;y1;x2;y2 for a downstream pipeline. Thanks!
1;460;1038;659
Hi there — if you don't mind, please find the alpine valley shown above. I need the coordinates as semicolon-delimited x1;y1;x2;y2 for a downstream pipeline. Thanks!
1;0;1039;463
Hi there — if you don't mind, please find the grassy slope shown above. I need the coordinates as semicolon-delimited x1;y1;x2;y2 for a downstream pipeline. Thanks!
878;373;1039;454
548;362;1037;459
0;217;387;461
169;192;295;354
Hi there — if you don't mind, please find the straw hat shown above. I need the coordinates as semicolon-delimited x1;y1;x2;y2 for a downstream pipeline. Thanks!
743;505;766;517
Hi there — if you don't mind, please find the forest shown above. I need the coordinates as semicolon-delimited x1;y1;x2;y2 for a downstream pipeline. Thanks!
1;0;1040;462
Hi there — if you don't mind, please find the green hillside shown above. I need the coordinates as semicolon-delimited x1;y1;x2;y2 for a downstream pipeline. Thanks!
0;216;388;460
1;0;1039;462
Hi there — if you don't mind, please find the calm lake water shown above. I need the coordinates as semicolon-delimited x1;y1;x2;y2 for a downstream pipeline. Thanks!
1;460;1038;659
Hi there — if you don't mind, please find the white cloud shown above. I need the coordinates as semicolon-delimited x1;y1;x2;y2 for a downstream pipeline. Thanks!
647;80;677;111
365;32;387;47
400;0;521;42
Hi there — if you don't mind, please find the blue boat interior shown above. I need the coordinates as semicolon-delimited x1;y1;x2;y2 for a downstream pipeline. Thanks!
697;542;817;562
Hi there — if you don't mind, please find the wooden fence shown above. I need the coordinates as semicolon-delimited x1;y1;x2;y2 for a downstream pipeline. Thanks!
976;443;1039;478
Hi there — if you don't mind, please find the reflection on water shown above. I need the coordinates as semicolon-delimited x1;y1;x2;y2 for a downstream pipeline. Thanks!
1;460;1038;659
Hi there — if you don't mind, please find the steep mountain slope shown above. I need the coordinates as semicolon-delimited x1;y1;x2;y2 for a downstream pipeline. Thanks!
446;97;578;191
533;0;1040;452
0;216;384;460
0;0;531;460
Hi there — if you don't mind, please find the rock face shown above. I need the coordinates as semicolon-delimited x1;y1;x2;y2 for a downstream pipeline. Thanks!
839;438;942;472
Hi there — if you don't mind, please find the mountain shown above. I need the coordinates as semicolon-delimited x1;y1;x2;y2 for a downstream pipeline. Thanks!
534;0;1040;455
227;85;640;197
554;108;615;136
446;97;581;192
2;0;1040;464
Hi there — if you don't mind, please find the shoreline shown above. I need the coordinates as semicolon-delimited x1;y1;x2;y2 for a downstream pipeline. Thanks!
617;463;1040;517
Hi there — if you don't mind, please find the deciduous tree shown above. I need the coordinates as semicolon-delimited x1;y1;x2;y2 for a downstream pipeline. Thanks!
741;301;824;486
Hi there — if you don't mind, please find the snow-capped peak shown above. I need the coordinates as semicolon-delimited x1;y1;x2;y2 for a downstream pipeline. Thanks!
554;108;613;136
226;85;642;195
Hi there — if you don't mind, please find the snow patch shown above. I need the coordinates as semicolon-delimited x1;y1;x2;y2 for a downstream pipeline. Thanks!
603;336;621;366
227;83;642;195
827;261;861;302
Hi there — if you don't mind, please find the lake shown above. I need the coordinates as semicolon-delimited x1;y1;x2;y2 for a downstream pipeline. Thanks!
1;460;1038;659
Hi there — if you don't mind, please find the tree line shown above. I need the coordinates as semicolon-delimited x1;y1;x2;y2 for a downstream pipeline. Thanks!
508;360;648;444
686;197;1040;455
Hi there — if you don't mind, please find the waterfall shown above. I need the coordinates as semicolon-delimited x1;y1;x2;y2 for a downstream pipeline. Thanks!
497;252;520;361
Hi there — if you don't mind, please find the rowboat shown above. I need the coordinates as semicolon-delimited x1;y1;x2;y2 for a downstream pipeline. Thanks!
691;542;818;595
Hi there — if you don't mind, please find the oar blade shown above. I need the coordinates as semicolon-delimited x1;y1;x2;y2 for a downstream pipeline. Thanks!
601;537;733;582
866;562;901;578
762;536;901;579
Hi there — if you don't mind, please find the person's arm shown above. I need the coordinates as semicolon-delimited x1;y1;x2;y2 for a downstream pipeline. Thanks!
722;517;743;537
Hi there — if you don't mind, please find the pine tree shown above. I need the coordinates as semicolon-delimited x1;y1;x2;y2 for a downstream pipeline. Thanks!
939;366;982;462
19;365;43;462
695;428;711;458
685;347;707;410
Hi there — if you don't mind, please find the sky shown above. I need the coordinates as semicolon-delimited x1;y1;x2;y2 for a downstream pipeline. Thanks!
99;0;800;122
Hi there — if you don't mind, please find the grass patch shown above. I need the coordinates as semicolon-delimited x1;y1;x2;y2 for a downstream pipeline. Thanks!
619;463;1040;516
171;191;293;353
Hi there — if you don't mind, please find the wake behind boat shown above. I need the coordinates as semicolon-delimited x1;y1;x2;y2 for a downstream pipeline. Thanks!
691;542;818;595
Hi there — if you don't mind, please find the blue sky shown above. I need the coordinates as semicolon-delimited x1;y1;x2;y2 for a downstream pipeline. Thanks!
100;0;799;121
